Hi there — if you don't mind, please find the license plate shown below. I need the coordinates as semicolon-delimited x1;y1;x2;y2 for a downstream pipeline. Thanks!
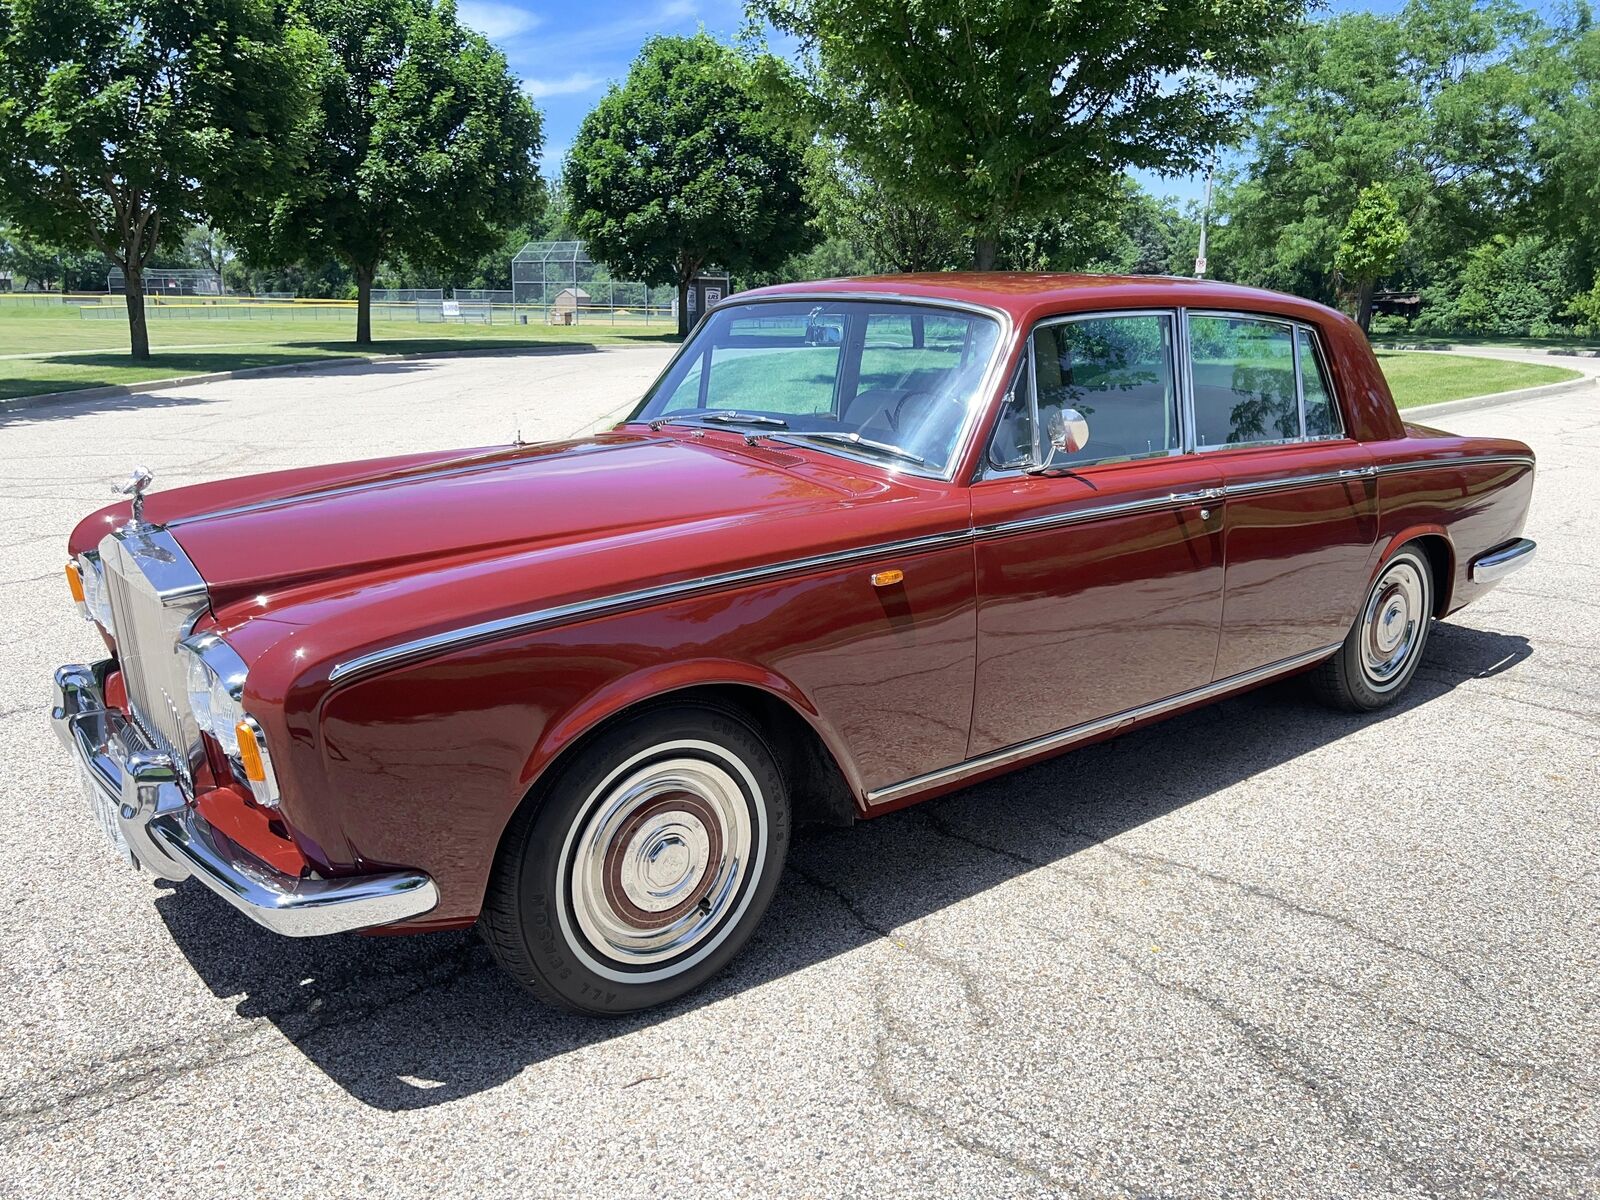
81;764;135;868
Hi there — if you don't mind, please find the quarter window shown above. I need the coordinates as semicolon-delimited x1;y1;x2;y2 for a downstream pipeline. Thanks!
1298;328;1341;437
990;314;1179;469
1188;315;1299;448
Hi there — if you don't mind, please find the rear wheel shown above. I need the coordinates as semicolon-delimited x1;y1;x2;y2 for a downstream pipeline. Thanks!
480;703;790;1014
1310;544;1435;712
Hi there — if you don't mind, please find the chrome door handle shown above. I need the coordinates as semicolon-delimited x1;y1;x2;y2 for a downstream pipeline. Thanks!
1336;466;1378;479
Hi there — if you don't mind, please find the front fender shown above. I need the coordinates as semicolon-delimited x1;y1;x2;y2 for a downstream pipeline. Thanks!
517;656;866;803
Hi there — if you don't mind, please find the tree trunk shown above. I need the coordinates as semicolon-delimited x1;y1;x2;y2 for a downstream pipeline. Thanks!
676;278;691;340
355;264;375;345
972;233;1000;271
122;266;150;361
1355;277;1376;334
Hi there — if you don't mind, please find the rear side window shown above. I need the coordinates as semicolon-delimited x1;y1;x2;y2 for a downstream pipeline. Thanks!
1188;315;1299;447
1298;328;1342;437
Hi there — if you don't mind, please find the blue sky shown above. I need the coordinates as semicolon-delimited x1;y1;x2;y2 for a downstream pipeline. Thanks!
457;0;1561;208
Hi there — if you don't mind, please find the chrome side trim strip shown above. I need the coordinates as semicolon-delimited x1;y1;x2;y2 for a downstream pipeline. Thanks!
326;453;1530;686
1222;465;1376;498
973;488;1215;539
1469;537;1536;584
865;643;1343;806
328;526;975;684
1375;455;1535;476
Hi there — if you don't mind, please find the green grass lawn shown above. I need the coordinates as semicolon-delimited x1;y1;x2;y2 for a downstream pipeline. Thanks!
1375;350;1581;408
0;304;675;401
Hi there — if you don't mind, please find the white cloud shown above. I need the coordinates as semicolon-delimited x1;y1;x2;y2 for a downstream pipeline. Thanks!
457;1;542;42
523;72;606;100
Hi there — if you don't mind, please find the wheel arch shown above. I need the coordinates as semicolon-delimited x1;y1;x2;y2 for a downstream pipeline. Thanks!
1371;525;1455;618
509;663;862;852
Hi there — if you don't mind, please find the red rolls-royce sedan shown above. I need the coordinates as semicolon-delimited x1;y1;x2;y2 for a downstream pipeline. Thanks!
52;274;1537;1013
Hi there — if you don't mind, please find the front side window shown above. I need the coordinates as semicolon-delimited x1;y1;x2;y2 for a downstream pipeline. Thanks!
989;313;1179;470
633;300;1003;476
1188;315;1299;448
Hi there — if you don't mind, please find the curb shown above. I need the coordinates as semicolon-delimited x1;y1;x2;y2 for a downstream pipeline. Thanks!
1375;341;1600;359
0;341;670;414
1399;374;1593;421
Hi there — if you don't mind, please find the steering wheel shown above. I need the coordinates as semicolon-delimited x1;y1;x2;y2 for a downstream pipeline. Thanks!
889;389;938;432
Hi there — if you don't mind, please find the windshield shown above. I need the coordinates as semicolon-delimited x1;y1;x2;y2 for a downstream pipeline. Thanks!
628;299;1003;476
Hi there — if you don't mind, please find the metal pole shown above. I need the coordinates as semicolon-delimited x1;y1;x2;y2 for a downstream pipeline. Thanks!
1195;158;1215;279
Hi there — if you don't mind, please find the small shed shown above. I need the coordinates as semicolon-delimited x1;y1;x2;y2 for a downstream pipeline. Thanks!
549;286;592;325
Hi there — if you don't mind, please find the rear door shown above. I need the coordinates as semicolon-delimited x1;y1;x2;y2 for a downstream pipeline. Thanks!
968;310;1226;757
1185;313;1378;677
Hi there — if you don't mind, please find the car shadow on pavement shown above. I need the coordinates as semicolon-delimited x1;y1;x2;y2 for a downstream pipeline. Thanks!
153;622;1531;1111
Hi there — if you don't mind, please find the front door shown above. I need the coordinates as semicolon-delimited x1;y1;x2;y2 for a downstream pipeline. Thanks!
969;311;1226;757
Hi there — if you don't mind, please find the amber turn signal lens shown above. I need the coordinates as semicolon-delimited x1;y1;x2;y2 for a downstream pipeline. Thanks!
236;721;267;783
870;569;905;588
65;562;86;604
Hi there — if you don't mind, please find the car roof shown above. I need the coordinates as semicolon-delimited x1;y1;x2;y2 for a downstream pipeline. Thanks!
736;273;1348;330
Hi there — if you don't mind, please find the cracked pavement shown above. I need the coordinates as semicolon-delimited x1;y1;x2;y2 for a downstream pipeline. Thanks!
1;349;1596;1198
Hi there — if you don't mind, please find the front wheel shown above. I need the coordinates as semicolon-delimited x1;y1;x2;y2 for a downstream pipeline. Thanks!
480;703;790;1014
1310;545;1435;712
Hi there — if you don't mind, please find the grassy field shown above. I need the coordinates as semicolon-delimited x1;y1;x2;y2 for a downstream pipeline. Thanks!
0;304;674;401
1375;350;1580;408
0;302;1584;406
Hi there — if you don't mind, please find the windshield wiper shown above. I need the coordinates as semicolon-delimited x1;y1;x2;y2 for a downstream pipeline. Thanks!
779;431;926;466
648;410;788;431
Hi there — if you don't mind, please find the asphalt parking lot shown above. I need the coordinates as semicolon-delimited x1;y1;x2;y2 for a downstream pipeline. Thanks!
1;348;1596;1198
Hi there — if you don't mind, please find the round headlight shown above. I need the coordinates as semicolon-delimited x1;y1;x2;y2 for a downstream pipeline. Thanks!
185;649;217;731
182;644;244;757
78;555;115;633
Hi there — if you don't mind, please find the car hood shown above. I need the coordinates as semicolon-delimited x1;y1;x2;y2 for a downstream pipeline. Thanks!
73;430;967;661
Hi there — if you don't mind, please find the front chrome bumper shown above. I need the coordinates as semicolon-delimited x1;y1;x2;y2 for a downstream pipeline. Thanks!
51;662;439;936
1470;537;1537;585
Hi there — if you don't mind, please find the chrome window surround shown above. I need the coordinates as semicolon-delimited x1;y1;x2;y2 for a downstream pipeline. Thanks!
621;292;1016;483
983;306;1349;477
987;308;1184;474
1184;309;1346;451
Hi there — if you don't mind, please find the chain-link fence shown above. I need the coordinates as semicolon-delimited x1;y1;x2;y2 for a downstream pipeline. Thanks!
106;267;224;297
511;241;675;326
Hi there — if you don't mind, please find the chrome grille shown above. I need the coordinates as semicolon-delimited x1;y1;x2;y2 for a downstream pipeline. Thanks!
97;528;210;788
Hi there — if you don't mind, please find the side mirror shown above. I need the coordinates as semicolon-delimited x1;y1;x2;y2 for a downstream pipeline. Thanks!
1049;407;1090;455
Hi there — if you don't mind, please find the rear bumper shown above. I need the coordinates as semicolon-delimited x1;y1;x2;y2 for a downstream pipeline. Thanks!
51;662;438;936
1470;537;1537;585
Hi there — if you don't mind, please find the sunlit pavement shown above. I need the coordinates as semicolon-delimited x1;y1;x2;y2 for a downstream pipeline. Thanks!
1;350;1595;1198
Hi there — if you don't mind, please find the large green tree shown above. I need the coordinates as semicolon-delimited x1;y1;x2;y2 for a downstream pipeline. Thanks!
0;0;320;356
753;0;1306;270
1217;0;1540;307
231;0;542;343
566;33;816;338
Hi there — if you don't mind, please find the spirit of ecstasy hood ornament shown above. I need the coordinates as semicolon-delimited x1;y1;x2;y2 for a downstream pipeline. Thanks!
115;464;155;529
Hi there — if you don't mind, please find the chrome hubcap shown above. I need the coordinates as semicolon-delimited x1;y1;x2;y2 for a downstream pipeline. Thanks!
1361;560;1427;688
568;753;753;968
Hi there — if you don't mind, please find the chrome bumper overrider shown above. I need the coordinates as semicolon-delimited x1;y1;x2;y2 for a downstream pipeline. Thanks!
51;662;439;936
1470;537;1537;585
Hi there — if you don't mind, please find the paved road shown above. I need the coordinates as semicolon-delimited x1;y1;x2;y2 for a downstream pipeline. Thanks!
1;350;1596;1198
